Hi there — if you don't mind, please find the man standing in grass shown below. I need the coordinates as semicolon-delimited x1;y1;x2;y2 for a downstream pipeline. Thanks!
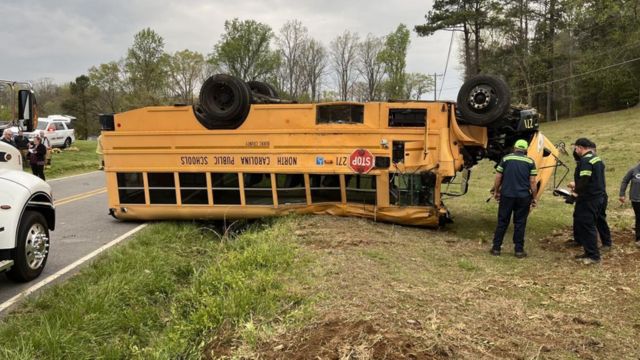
570;138;608;265
619;160;640;247
490;139;538;258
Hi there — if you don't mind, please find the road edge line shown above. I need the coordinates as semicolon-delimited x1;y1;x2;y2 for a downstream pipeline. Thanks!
0;223;148;314
48;170;101;182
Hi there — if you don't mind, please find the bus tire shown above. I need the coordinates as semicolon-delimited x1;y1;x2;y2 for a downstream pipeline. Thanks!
456;75;511;126
7;211;49;282
247;81;279;98
197;74;252;129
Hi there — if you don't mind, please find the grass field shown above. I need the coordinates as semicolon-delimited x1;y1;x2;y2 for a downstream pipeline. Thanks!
1;108;639;359
23;140;100;179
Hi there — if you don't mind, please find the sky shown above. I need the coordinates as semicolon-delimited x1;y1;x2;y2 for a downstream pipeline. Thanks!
0;0;464;100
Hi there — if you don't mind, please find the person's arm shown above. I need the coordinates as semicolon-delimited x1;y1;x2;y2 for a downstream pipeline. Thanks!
619;168;634;202
493;173;503;200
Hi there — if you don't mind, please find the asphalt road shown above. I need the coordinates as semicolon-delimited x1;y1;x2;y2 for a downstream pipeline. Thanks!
0;171;143;309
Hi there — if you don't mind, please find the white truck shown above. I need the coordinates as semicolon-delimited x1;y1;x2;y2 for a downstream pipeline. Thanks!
0;81;54;281
30;115;76;148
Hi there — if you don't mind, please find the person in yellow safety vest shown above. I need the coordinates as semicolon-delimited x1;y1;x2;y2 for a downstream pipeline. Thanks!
96;134;104;170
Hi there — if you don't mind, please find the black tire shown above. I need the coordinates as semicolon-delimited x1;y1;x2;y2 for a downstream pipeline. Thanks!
456;75;511;126
196;74;252;129
7;211;50;282
63;137;72;148
247;81;279;98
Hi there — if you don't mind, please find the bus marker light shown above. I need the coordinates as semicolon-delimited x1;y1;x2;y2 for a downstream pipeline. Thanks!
0;205;11;210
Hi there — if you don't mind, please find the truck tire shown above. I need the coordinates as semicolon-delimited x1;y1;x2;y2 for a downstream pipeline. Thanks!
247;81;279;98
456;75;511;126
196;74;252;129
7;211;50;282
64;137;72;148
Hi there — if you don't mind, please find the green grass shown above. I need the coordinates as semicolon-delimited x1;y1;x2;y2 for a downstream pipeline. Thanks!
0;219;309;359
23;140;100;179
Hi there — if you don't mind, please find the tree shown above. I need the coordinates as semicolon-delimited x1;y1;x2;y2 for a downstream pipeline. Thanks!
300;38;327;102
379;24;411;99
210;18;280;81
167;50;205;104
358;34;386;101
276;20;308;99
415;0;502;78
89;61;126;113
404;73;434;100
125;28;169;107
330;31;360;101
62;75;98;139
32;78;66;116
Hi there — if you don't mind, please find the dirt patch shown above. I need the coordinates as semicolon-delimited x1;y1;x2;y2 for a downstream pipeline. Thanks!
539;227;640;267
257;317;445;360
205;215;640;359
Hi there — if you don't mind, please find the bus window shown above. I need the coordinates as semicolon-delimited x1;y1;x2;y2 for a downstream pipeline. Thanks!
276;174;306;205
346;175;376;205
388;108;426;127
179;173;209;205
243;173;273;206
309;174;341;203
389;172;435;206
148;173;177;204
117;172;145;204
316;104;364;124
211;173;241;205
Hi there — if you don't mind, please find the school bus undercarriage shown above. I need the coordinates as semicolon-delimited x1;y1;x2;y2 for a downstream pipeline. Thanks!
101;74;562;227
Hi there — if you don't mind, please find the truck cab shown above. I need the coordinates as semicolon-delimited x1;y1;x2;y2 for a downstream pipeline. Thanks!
0;81;55;282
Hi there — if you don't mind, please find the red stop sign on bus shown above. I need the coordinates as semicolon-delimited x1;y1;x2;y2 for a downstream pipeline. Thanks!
348;148;375;174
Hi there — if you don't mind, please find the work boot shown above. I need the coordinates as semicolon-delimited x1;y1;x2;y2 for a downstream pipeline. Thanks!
581;258;600;265
574;253;589;260
490;248;501;256
514;251;527;259
600;245;612;252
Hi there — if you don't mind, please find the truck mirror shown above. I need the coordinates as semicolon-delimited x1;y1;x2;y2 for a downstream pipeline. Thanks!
18;89;38;132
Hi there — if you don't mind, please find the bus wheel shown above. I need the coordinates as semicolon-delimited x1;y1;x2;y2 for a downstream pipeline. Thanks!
456;75;511;126
247;81;279;98
7;211;50;282
197;74;252;129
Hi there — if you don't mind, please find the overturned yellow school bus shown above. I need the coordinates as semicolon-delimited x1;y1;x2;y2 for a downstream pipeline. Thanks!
100;74;561;227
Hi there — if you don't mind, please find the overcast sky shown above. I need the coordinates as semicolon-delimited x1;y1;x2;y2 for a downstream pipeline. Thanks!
0;0;464;100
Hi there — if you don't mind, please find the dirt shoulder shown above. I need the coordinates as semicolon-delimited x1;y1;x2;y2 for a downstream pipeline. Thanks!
210;215;640;359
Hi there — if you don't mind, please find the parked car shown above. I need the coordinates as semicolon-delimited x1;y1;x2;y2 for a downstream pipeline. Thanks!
0;140;55;281
28;117;76;148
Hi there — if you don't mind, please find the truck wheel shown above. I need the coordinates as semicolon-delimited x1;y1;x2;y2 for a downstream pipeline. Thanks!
196;74;252;129
247;81;279;98
64;137;72;148
456;75;511;126
7;211;50;282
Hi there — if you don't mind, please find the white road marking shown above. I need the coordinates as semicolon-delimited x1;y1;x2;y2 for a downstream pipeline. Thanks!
0;223;148;314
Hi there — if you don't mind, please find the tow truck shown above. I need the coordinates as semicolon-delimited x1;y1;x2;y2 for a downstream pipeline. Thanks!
0;80;54;281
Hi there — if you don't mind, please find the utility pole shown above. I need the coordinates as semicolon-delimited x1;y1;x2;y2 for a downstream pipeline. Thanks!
433;73;444;101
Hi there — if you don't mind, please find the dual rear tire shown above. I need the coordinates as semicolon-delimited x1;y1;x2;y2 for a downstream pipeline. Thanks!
456;75;511;126
195;75;278;130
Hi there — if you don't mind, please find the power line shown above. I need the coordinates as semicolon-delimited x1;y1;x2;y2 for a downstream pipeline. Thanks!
438;30;455;100
513;56;640;92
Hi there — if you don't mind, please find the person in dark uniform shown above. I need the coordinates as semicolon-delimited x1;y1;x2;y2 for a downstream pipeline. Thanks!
490;139;538;258
570;138;608;265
